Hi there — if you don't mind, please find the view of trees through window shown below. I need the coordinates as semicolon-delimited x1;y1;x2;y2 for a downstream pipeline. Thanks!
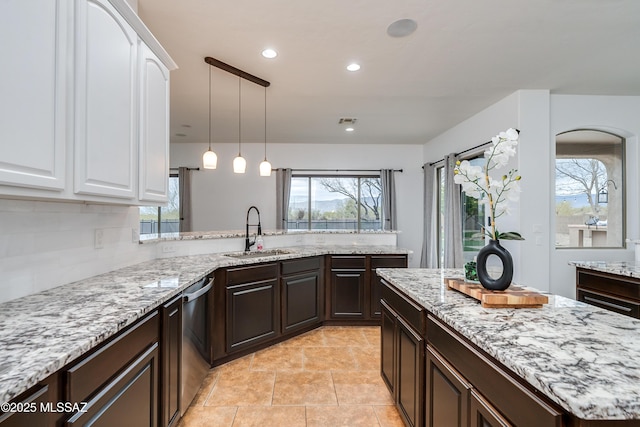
461;157;486;263
288;175;383;230
139;175;180;235
555;130;624;248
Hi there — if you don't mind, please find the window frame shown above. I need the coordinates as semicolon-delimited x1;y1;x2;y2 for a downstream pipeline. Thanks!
139;172;179;236
289;173;383;231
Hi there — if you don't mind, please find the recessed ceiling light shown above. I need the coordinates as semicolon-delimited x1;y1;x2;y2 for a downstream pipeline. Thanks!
345;127;355;132
346;63;361;72
262;48;277;59
387;19;417;38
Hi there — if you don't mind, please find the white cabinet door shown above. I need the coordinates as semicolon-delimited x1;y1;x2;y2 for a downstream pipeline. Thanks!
74;0;137;199
0;0;67;191
138;42;170;204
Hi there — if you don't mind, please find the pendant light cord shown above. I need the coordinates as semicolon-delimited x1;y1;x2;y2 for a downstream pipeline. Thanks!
264;86;267;160
208;66;212;151
238;76;242;155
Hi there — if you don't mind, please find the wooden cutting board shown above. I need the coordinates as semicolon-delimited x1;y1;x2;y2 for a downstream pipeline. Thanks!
445;277;548;308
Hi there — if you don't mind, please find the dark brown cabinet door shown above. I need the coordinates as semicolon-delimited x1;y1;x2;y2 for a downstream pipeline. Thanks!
380;300;397;395
161;295;182;427
470;389;512;427
282;271;321;334
330;270;365;318
0;385;50;427
226;279;279;352
66;344;159;427
426;347;470;427
397;316;424;427
370;256;407;318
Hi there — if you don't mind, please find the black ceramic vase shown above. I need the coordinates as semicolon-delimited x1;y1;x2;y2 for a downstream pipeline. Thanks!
476;239;513;291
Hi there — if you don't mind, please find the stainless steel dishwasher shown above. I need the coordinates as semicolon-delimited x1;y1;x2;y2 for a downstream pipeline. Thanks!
182;275;213;413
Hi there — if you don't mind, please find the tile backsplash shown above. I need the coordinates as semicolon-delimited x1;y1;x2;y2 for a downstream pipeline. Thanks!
0;199;155;303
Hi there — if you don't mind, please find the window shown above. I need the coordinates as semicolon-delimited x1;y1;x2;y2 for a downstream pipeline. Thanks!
139;175;180;235
555;130;625;248
461;156;486;262
288;175;383;230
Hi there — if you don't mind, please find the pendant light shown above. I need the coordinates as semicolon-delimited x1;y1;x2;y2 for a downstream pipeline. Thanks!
202;66;217;169
259;86;272;176
233;75;246;173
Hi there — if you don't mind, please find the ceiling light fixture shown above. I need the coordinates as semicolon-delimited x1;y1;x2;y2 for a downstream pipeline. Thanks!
345;127;354;132
202;66;218;169
262;48;277;59
233;75;246;174
259;86;272;176
387;18;418;38
347;63;361;72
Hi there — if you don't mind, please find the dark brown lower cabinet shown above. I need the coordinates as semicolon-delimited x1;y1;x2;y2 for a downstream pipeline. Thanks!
0;379;58;427
161;295;182;427
226;278;279;352
426;347;470;427
329;256;367;319
370;255;408;318
470;389;512;427
576;268;640;319
380;298;425;427
282;270;322;333
66;344;159;427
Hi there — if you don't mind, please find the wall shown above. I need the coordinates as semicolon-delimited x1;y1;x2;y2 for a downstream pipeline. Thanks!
423;90;640;297
170;141;424;266
0;199;155;303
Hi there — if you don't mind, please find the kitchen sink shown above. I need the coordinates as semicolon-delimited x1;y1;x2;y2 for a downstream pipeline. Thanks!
223;249;294;259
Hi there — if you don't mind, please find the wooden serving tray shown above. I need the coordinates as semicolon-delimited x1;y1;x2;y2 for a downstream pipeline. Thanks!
445;277;548;308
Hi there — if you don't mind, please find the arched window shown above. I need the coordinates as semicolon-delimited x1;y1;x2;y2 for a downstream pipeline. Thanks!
555;130;625;248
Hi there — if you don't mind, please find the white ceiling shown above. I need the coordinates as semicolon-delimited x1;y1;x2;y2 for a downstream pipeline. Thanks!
137;0;640;146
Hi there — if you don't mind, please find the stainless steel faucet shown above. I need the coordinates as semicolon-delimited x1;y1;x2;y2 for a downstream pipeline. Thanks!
244;206;262;252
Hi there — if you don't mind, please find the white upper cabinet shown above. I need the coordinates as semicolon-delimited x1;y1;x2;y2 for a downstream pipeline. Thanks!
0;0;176;204
74;0;138;199
0;0;67;191
138;42;170;203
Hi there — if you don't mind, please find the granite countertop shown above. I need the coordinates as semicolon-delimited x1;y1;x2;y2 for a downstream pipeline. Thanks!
570;260;640;279
0;245;409;404
376;268;640;421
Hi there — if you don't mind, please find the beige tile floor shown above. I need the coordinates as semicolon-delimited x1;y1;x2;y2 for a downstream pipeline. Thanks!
178;326;405;427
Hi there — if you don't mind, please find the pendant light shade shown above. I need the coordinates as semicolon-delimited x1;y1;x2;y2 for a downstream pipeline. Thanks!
233;155;247;173
259;159;272;176
203;150;217;169
234;75;246;174
260;86;272;176
202;66;217;169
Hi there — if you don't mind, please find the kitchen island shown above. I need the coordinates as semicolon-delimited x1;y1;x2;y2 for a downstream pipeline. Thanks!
0;244;408;409
377;268;640;426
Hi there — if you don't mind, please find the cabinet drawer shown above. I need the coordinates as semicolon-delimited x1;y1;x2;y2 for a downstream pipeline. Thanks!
380;279;425;336
427;316;563;427
576;269;640;301
577;288;640;318
330;255;366;270
66;311;159;403
281;256;321;276
226;263;278;285
371;255;407;269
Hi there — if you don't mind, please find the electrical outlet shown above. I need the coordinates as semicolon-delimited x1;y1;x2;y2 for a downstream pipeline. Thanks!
94;229;104;249
162;244;176;253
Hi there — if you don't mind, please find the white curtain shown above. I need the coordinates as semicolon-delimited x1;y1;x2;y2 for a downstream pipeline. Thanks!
380;169;397;230
420;163;438;268
178;167;192;232
276;168;292;230
443;153;464;268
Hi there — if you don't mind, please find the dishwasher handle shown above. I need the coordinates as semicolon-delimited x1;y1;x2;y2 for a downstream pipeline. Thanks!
183;278;213;303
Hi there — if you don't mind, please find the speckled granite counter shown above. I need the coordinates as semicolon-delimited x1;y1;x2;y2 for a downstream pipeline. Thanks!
570;260;640;279
0;245;408;405
376;268;640;421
